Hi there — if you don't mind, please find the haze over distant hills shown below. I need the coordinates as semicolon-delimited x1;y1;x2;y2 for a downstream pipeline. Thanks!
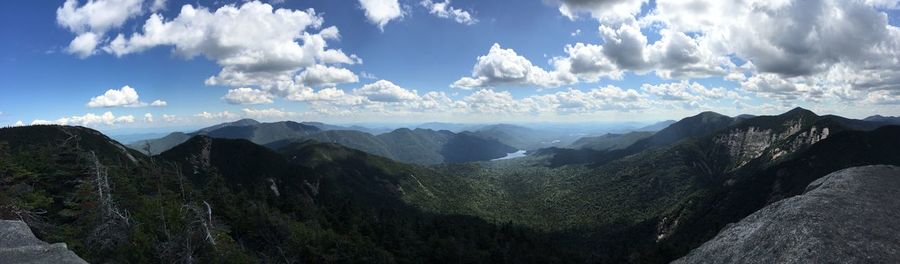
3;108;900;263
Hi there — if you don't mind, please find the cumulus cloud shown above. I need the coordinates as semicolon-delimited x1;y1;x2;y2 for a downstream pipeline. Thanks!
452;43;576;89
144;113;154;122
87;85;165;108
358;0;404;30
420;0;477;25
642;81;741;102
288;87;358;103
353;80;420;102
67;32;102;58
56;0;144;57
196;111;238;120
242;108;302;119
554;0;647;23
150;100;167;107
101;2;361;101
222;88;275;105
296;65;359;87
552;43;622;82
31;112;135;127
150;0;167;12
543;0;900;105
544;86;649;112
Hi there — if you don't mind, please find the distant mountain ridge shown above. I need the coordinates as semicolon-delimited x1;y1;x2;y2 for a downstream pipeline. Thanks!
133;119;517;164
865;115;900;125
269;128;517;164
129;119;321;155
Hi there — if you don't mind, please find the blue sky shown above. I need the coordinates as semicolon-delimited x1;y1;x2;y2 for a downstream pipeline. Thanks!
1;0;899;131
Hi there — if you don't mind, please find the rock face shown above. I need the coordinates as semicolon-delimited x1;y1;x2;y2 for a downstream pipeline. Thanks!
673;165;900;264
0;220;87;264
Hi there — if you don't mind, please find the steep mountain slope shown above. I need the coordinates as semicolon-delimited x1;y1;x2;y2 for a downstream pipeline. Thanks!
627;111;737;151
673;165;900;264
568;131;653;151
536;111;739;167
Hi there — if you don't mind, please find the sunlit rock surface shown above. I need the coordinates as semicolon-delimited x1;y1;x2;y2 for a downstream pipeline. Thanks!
0;220;87;264
673;165;900;264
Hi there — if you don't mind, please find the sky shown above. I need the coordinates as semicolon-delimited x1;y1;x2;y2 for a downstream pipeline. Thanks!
1;0;899;132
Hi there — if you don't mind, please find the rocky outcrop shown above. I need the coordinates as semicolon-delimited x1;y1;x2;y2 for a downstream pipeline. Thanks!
0;220;87;264
714;117;829;169
672;165;900;264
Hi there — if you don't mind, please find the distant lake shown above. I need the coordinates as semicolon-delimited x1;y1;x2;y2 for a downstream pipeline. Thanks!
491;150;527;161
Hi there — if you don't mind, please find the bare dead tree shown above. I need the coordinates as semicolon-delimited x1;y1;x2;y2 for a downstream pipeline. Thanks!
85;151;131;251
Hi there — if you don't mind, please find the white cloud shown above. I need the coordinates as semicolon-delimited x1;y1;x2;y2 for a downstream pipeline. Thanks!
353;80;420;102
162;114;177;122
13;121;25;127
144;113;154;122
56;0;143;34
67;32;101;58
571;29;581;36
86;85;165;108
555;0;647;23
102;1;362;103
150;100;167;107
87;85;140;107
542;0;900;105
150;0;167;12
195;111;238;120
543;86;649;113
740;74;822;101
31;112;135;127
358;0;404;30
222;88;275;105
865;90;900;105
642;81;738;102
288;87;357;103
420;0;477;25
296;65;359;87
241;108;302;119
56;0;144;57
461;89;536;114
552;43;622;82
452;43;576;89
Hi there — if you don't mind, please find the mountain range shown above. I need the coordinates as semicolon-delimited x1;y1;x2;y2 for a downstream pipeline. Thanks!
2;107;899;263
130;120;517;165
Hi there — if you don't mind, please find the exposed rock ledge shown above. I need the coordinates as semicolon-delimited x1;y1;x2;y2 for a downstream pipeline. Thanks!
673;165;900;264
0;220;87;264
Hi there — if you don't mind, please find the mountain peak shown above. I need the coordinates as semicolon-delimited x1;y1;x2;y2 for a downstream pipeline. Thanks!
780;107;817;117
231;118;261;125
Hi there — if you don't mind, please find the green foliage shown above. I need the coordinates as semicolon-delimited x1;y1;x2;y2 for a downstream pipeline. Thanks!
1;126;579;263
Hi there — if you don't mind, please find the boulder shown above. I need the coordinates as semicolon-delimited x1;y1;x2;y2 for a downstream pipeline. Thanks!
673;165;900;264
0;220;87;264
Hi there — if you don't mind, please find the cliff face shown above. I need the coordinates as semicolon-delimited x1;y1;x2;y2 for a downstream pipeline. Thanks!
713;116;830;170
672;165;900;264
0;220;87;264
